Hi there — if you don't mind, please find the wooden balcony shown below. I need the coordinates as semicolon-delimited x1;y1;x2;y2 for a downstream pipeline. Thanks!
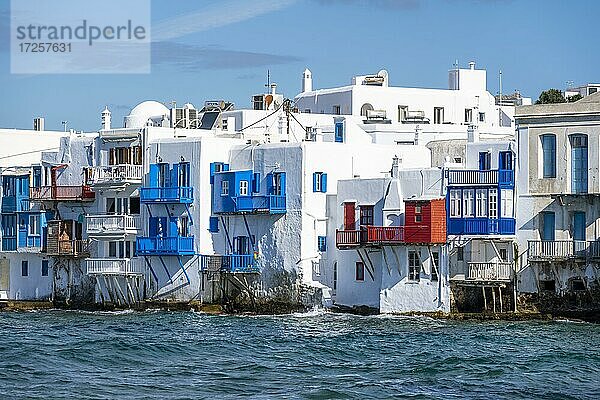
367;226;404;243
86;258;144;275
30;185;95;202
200;254;259;273
335;229;367;249
88;164;143;185
466;262;513;282
86;214;142;237
46;239;91;257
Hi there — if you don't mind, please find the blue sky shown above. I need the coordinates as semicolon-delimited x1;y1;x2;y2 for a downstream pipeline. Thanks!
1;0;599;131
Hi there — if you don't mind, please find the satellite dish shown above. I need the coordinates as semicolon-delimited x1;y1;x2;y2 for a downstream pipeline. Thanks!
265;94;274;108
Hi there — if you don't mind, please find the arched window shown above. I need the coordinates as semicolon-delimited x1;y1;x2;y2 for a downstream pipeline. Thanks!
360;103;374;117
540;134;556;178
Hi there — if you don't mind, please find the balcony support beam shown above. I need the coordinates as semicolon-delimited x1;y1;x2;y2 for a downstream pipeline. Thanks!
381;246;392;275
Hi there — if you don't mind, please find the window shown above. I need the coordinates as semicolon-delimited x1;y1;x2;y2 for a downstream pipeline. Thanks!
464;108;473;123
463;189;474;217
221;180;229;196
41;260;49;277
454;157;462;163
209;216;219;233
334;122;344;143
499;151;513;170
239;180;249;196
570;134;588;194
360;205;374;226
21;260;28;277
457;247;464;262
313;172;327;193
29;215;40;235
360;103;374;117
501;189;513;218
109;241;117;257
398;106;408;122
476;189;488;217
449;189;461;217
431;251;439;281
106;198;116;214
479;112;485;122
318;236;327;252
273;172;285;196
333;263;337;291
234;236;251;255
178;162;190;187
541;134;556;178
415;205;422;223
570;279;585;291
332;105;341;115
130;197;140;215
408;251;421;282
540;279;555;292
434;107;444;124
355;262;365;281
32;166;42;188
489;189;497;218
590;88;598;95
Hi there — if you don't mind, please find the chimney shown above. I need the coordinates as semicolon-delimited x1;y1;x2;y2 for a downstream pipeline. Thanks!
270;83;277;96
33;117;45;131
302;68;312;93
101;106;111;130
469;61;475;70
391;155;399;178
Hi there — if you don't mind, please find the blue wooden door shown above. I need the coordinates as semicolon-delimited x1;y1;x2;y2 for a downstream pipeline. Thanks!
18;216;27;248
571;135;588;194
499;151;512;170
573;211;586;241
542;212;555;241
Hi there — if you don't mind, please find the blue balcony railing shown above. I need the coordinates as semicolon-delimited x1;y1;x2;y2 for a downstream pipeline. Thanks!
228;195;286;214
2;237;16;251
136;236;195;256
140;187;193;204
447;217;515;236
200;254;259;273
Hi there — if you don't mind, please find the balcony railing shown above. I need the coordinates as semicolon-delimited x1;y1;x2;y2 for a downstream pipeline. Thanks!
200;254;259;273
528;240;589;261
86;214;142;236
367;226;404;243
86;258;144;275
140;187;193;204
46;239;91;257
336;229;368;248
467;262;513;281
30;186;95;201
88;164;143;185
231;195;286;214
136;236;195;256
446;169;514;186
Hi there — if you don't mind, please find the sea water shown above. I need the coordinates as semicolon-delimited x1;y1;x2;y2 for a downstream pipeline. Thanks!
0;310;599;399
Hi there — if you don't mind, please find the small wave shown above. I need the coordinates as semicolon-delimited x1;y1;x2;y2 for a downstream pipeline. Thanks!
291;307;328;318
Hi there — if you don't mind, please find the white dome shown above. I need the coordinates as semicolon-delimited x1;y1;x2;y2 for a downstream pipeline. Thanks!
125;101;169;128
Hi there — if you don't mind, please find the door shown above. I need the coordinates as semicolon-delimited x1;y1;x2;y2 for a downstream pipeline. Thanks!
571;135;588;194
542;212;555;241
479;152;491;170
499;151;513;170
573;211;586;256
344;202;355;231
18;216;27;248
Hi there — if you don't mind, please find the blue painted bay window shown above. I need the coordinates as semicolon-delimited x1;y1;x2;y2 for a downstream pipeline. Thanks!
140;162;193;203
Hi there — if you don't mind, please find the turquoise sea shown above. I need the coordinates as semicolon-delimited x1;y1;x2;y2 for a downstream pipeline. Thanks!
0;310;599;399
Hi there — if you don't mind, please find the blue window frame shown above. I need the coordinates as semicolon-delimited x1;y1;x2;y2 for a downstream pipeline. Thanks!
541;134;556;178
313;172;327;193
334;122;344;143
21;260;28;277
499;151;513;170
318;236;327;252
32;166;42;188
542;212;555;241
41;260;49;277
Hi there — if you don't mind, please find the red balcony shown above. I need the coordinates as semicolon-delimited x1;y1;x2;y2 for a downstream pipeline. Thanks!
30;185;95;202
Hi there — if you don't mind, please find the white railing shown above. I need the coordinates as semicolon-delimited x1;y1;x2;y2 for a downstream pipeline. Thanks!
88;164;143;184
86;215;142;235
528;240;588;260
447;169;498;185
467;262;512;281
86;258;145;275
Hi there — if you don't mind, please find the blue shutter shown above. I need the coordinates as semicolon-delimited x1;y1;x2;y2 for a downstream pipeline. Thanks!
279;172;286;196
149;164;159;187
210;162;217;184
169;217;178;236
335;122;344;143
313;173;318;192
253;173;261;193
318;236;327;252
542;212;555;241
149;217;159;236
573;212;586;241
170;164;179;188
321;173;327;193
223;164;230;171
266;172;274;195
209;216;219;233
